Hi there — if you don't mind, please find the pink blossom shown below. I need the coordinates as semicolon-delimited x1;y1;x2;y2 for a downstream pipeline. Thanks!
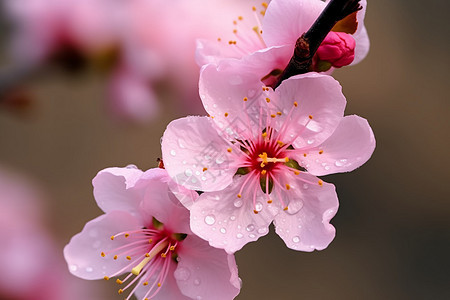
161;61;375;253
197;0;369;76
64;166;241;300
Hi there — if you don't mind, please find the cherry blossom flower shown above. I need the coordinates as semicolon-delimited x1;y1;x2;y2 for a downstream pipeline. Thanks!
196;0;369;78
161;61;375;253
64;166;241;300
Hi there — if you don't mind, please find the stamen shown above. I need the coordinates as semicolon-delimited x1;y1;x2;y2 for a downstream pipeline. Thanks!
131;239;169;276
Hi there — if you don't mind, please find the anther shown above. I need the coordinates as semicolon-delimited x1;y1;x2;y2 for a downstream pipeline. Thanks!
285;184;291;190
148;239;153;244
202;167;208;172
143;282;148;286
104;276;110;281
116;279;123;284
158;283;162;287
309;115;313;119
101;252;106;257
224;112;229;117
161;253;166;258
253;210;259;214
118;289;124;295
238;16;243;21
294;170;300;175
284;157;289;162
318;180;323;186
294;101;298;107
227;148;232;153
266;97;270;103
283;206;288;211
124;233;129;238
113;255;118;260
277;141;284;147
237;193;242;198
169;246;175;251
261;170;267;175
271;114;276;118
277;111;282;116
267;199;273;204
110;236;115;240
319;150;324;154
126;256;131;260
243;97;248;101
303;153;307;157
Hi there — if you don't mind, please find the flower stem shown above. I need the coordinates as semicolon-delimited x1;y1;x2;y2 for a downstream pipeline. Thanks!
273;0;361;88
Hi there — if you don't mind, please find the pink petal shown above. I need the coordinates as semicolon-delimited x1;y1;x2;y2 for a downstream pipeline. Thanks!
93;166;144;216
134;262;189;300
273;174;338;251
175;235;240;300
162;116;238;192
297;115;375;176
274;73;346;148
136;169;194;234
189;175;276;253
195;38;244;66
352;26;370;65
63;211;141;280
263;0;326;47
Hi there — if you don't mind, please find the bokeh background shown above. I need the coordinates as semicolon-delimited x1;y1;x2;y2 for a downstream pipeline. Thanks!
0;0;449;299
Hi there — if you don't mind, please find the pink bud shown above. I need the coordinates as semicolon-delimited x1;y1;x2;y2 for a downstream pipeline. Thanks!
316;31;356;69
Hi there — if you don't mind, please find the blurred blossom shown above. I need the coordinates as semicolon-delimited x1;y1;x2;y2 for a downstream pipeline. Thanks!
0;168;104;299
3;0;268;122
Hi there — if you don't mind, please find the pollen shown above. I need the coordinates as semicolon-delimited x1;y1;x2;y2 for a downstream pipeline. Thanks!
309;115;313;119
143;282;149;286
202;167;208;172
303;153;307;157
318;180;323;186
271;114;276;118
284;157;289;162
261;170;267;175
243;97;248;101
110;236;115;240
227;147;232;153
253;210;259;214
319;150;324;154
283;206;288;211
265;97;270;103
277;111;282;116
118;289;124;295
237;193;242;198
267;199;273;204
116;279;123;284
126;256;131;260
224;112;229;117
124;233;129;238
113;255;118;260
294;101;298;107
238;16;243;21
104;276;110;281
100;252;105;257
285;184;291;190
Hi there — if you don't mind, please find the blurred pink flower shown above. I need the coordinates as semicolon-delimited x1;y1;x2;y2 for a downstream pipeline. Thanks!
161;62;375;253
0;168;104;299
64;166;241;300
197;0;369;77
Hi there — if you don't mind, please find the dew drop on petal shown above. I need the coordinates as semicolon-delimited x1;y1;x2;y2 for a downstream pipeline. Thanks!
220;228;227;234
215;157;225;164
302;184;309;190
335;159;347;167
170;150;176;156
249;233;256;238
257;227;267;234
126;164;138;169
324;166;331;170
69;265;78;272
246;224;255;232
85;267;93;273
255;202;263;212
193;278;201;286
184;169;193;177
233;199;243;208
292;236;300;243
178;139;186;148
236;233;243;239
230;215;236;221
204;215;216;225
174;267;191;281
307;139;314;145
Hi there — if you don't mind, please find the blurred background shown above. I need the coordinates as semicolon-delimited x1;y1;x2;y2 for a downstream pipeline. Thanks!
0;0;449;299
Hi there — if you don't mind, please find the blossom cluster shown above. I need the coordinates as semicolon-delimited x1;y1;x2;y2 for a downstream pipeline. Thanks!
65;0;375;299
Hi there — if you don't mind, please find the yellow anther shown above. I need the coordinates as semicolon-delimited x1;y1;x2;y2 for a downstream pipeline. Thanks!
266;97;270;103
124;233;129;238
126;256;131;260
104;276;110;281
303;153;307;157
294;170;300;175
110;236;115;240
238;16;243;21
253;210;259;214
161;253;167;258
294;101;298;107
285;184;291;190
170;246;175;251
224;112;229;117
116;279;123;284
267;199;273;204
233;29;237;34
227;147;232;153
113;255;118;260
145;253;150;257
202;167;208;172
262;2;268;8
319;150;324;154
252;6;257;11
271;114;276;118
158;283;162;287
261;170;267;175
277;111;282;116
277;140;284;147
118;289;124;295
284;157;289;162
237;193;242;198
132;240;169;276
243;97;248;101
309;115;313;119
233;20;237;25
318;180;324;186
260;11;265;16
143;282;149;286
101;252;106;257
217;38;222;42
262;132;267;138
148;239;153;244
283;206;288;211
259;152;268;164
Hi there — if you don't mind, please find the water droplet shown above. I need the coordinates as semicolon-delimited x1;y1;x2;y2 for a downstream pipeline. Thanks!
182;160;187;165
85;267;93;273
204;215;216;225
170;150;176;156
215;156;225;164
233;199;243;208
230;215;236;221
335;159;348;167
191;177;197;184
302;184;309;190
193;278;201;286
201;176;207;181
249;233;256;238
254;202;263;212
324;166;330;170
174;267;191;281
257;227;267;234
246;224;255;232
184;169;193;177
69;265;78;272
125;164;138;169
204;155;212;161
307;139;314;145
195;171;201;176
236;233;243;239
178;139;186;149
292;236;300;243
220;228;227;234
213;104;218;108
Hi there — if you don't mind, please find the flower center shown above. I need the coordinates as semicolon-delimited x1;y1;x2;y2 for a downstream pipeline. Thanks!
100;218;186;300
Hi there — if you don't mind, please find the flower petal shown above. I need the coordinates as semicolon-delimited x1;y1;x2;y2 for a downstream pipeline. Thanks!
190;175;276;253
274;73;346;148
175;235;240;300
64;211;141;280
136;169;194;234
273;174;338;251
93;166;144;215
162;116;238;192
263;0;325;47
297;115;375;176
